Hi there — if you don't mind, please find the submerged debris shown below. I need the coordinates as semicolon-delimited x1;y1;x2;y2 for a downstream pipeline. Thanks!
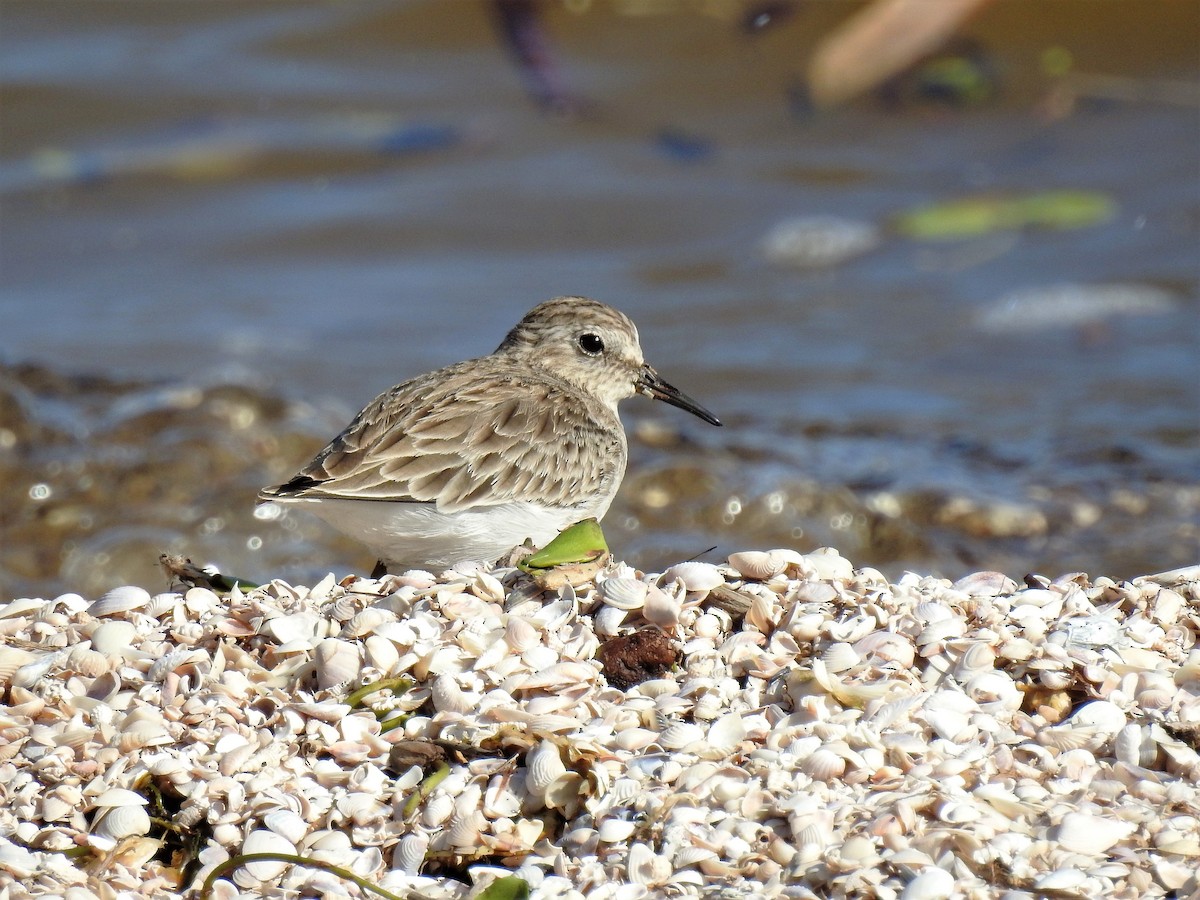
1;551;1198;898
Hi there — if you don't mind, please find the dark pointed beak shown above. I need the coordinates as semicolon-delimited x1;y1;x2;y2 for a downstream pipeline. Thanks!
636;365;722;427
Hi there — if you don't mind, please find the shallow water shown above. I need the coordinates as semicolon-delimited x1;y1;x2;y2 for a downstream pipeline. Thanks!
2;1;1197;598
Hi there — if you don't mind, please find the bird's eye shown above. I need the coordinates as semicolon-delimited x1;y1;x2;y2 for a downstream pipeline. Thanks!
577;332;605;355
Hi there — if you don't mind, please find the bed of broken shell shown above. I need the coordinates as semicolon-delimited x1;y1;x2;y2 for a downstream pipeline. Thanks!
0;550;1198;899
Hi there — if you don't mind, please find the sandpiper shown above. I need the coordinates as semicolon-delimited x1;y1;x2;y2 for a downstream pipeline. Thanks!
259;296;721;572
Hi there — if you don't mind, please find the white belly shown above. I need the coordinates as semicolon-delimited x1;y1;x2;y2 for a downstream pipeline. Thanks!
272;496;609;570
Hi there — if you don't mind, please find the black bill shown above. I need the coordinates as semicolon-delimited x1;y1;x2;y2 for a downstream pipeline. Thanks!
636;365;723;427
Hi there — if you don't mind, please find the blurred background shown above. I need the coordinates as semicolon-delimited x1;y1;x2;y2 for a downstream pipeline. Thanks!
2;0;1197;599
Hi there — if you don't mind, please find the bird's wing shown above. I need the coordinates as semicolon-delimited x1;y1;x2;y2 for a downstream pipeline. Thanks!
261;368;623;514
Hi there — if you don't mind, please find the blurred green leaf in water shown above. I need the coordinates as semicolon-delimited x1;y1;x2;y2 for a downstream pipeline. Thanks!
894;190;1117;240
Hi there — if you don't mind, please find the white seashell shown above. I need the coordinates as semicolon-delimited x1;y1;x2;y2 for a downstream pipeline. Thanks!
94;805;151;841
821;642;860;673
658;722;705;750
88;585;151;617
705;713;745;754
727;550;788;580
803;548;854;580
147;649;203;682
1038;725;1100;752
961;671;1021;711
660;562;724;593
1062;615;1122;649
0;598;46;619
998;637;1037;661
599;576;649;610
363;635;400;674
1115;724;1158;768
519;661;596;691
693;613;725;640
447;809;485;848
0;647;39;683
954;642;996;676
145;592;183;618
68;647;110;678
642;586;681;628
543;771;586;813
526;740;567;795
899;865;955;900
916;617;967;647
430;674;472;714
593;605;628;636
504;616;540;652
614;728;658;752
341;607;396;638
89;621;138;656
1051;812;1135;855
314;638;361;690
263;612;323;645
1034;869;1087;891
263;811;307;845
239;830;296;882
420;792;455;827
627;841;671;886
853;632;916;668
94;788;148;808
801;748;846;781
597;818;637;843
950;571;1016;596
394;832;428;875
1067;700;1126;735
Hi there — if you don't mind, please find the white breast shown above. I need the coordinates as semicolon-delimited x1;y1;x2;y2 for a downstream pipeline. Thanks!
272;494;614;570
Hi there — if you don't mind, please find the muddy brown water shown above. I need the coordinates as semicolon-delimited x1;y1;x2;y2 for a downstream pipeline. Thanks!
2;1;1197;598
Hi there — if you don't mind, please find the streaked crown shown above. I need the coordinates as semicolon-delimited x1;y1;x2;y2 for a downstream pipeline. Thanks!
496;296;645;410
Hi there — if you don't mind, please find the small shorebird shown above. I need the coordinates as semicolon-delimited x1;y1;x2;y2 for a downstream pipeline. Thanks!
260;296;721;573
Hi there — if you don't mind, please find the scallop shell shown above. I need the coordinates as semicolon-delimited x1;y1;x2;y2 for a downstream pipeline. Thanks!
1067;700;1126;735
88;585;150;617
89;620;138;656
0;647;39;683
420;792;455;828
599;577;649;610
430;674;473;714
341;607;396;638
853;632;915;668
800;749;846;781
263;810;308;845
642;586;681;628
658;722;705;750
593;605;628;637
526;739;567;795
238;830;296;882
504;616;541;652
821;642;860;674
67;647;110;678
727;551;787;580
363;635;401;674
394;832;429;875
1052;812;1135;855
145;592;183;618
660;562;724;593
628;841;671;886
954;642;996;676
314;638;361;690
597;818;638;843
94;804;151;841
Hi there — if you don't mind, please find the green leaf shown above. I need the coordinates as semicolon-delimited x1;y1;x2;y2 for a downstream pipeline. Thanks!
517;518;608;572
475;876;532;900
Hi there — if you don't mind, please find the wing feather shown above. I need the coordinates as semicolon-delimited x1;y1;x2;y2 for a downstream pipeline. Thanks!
261;360;625;514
